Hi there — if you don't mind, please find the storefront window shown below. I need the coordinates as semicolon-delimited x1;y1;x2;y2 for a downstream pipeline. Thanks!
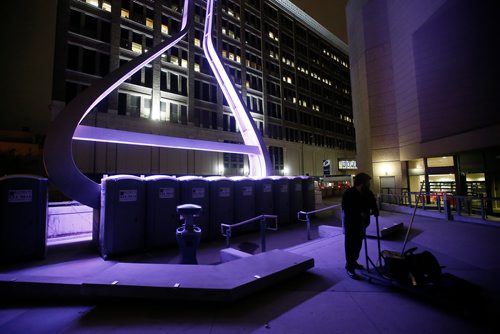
428;174;455;193
427;156;454;167
465;173;486;196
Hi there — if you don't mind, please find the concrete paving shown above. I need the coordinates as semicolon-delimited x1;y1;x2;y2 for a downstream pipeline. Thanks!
1;209;499;333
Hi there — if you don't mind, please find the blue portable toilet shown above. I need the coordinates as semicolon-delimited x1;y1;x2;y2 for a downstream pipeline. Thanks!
301;176;315;213
145;175;180;249
0;175;47;263
178;176;209;240
288;176;304;223
206;176;233;239
230;176;256;233
253;176;274;216
271;176;290;225
99;175;145;259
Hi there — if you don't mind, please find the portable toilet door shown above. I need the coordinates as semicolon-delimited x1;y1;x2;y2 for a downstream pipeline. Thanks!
206;176;233;239
178;176;210;240
145;175;180;249
230;176;256;233
99;175;146;259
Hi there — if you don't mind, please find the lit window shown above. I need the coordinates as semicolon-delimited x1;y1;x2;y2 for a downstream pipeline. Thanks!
181;59;188;68
229;52;235;61
132;42;142;53
246;81;250;88
86;0;98;7
161;24;169;34
194;63;200;72
222;50;227;58
236;55;241;63
146;18;153;29
121;9;129;19
102;1;111;12
194;38;201;47
170;55;178;65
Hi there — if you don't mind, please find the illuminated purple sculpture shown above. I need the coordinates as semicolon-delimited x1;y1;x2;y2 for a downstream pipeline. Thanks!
43;0;271;208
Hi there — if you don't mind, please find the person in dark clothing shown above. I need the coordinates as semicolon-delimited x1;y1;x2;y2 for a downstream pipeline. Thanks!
341;172;379;279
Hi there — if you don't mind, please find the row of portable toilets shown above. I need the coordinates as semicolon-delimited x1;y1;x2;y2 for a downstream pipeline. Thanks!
0;174;315;262
97;175;315;259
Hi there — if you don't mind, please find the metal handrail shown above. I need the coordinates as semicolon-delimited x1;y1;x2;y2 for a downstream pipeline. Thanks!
220;214;278;252
297;204;342;240
380;192;500;221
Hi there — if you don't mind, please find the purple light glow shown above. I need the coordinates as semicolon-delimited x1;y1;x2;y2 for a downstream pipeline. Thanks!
74;125;260;155
203;0;271;177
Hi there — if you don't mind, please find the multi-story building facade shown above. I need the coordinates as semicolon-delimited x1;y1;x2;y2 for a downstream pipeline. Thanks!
347;0;500;212
47;0;355;178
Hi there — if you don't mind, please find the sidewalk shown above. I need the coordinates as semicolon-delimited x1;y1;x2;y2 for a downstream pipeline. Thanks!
1;210;499;333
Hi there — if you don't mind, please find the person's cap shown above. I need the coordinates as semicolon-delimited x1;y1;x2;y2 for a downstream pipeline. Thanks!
354;173;371;183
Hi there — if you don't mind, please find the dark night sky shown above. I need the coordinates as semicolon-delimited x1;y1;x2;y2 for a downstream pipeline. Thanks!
289;0;349;44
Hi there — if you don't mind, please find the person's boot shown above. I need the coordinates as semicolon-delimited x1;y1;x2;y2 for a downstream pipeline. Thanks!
346;268;361;280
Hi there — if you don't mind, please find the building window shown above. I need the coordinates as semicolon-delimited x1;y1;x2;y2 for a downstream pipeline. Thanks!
102;1;111;12
141;98;152;119
427;156;454;167
269;146;284;173
132;42;142;53
121;9;129;19
160;101;167;121
129;95;141;117
86;0;98;7
170;103;178;123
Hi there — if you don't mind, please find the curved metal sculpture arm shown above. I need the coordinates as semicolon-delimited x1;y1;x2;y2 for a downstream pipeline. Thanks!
43;0;193;208
203;0;272;177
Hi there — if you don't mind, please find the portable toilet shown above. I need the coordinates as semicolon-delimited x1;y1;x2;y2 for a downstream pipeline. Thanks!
206;176;233;239
254;176;274;216
0;175;47;263
301;176;315;213
230;176;256;233
288;176;304;223
99;175;145;259
178;176;209;240
145;175;180;249
271;176;290;225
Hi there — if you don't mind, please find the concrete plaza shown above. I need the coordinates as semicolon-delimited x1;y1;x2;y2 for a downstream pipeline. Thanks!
1;209;499;333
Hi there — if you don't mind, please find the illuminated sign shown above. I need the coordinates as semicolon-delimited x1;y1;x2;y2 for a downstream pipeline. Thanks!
338;160;358;170
323;160;331;176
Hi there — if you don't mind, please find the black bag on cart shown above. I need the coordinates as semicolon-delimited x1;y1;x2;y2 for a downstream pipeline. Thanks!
382;247;442;287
